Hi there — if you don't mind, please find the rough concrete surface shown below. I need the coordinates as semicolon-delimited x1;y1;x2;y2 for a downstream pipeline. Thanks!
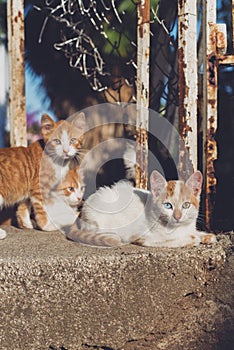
0;226;233;350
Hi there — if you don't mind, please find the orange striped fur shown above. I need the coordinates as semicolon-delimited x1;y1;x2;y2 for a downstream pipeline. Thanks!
0;113;86;232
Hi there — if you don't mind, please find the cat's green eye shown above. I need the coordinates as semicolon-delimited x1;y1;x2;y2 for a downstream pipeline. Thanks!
70;138;77;144
53;139;61;145
68;187;75;192
163;202;173;210
182;202;190;209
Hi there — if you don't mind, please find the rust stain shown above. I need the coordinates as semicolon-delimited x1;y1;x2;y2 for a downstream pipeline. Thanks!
136;126;148;189
144;48;150;60
178;0;185;11
216;32;225;47
178;43;194;178
207;100;216;109
138;0;150;38
178;140;194;181
218;55;234;65
209;23;217;47
178;47;190;139
205;118;217;230
178;47;187;137
208;53;218;86
216;24;227;55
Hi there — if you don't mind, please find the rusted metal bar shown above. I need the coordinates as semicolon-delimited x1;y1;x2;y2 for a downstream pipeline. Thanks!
136;0;150;189
202;0;217;231
216;24;227;55
7;0;27;147
178;0;197;180
218;55;234;65
232;0;234;51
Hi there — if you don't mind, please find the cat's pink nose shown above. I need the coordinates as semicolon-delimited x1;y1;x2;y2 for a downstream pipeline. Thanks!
63;149;69;154
77;197;81;201
173;209;182;222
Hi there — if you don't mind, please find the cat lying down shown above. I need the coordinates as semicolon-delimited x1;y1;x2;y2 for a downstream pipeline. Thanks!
66;170;217;248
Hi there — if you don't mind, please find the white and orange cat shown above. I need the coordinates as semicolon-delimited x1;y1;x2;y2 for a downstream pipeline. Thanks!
42;167;85;230
67;170;216;248
55;168;85;211
16;167;85;231
0;112;85;238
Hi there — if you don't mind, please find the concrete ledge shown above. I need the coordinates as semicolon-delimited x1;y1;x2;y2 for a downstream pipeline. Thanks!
0;227;233;350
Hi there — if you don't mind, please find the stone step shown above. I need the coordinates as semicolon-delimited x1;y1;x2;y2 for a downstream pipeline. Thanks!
0;227;233;350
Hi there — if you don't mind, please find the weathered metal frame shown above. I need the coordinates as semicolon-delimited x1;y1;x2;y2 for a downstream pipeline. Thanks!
201;1;234;230
136;0;150;190
202;0;218;231
7;0;27;147
232;0;234;50
178;0;198;180
178;0;234;230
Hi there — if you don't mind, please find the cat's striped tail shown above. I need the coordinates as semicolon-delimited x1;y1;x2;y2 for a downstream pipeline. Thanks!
64;219;123;248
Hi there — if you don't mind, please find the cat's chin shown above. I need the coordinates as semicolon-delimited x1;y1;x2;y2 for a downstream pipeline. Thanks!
60;154;74;161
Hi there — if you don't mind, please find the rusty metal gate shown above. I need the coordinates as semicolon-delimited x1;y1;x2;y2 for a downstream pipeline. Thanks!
201;1;234;230
6;0;234;230
178;0;234;230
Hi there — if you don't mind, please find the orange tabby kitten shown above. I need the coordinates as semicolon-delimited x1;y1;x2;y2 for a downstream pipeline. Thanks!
0;112;85;237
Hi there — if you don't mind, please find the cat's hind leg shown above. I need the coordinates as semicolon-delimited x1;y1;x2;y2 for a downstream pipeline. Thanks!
30;188;57;231
16;200;34;229
31;200;57;231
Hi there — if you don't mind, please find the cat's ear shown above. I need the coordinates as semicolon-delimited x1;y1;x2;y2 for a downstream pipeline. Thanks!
150;170;167;198
41;114;56;136
71;112;86;133
185;171;203;196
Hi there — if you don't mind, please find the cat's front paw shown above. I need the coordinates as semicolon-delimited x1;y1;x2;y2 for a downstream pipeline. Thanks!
200;233;217;244
0;228;7;239
17;219;34;229
40;222;58;231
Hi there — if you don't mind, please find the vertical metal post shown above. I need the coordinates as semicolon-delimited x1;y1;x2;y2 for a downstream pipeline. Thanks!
136;0;150;189
7;0;27;147
202;0;217;231
232;0;234;50
178;0;197;180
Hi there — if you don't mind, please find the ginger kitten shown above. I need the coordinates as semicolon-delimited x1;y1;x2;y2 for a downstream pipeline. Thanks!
40;167;85;231
56;168;85;210
67;170;216;248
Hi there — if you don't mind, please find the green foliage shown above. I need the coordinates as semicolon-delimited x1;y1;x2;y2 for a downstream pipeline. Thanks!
102;0;159;58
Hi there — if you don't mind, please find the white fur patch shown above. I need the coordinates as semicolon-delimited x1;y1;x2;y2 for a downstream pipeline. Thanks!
61;130;69;148
0;228;7;239
45;199;78;230
0;195;4;207
87;181;134;213
21;211;33;229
